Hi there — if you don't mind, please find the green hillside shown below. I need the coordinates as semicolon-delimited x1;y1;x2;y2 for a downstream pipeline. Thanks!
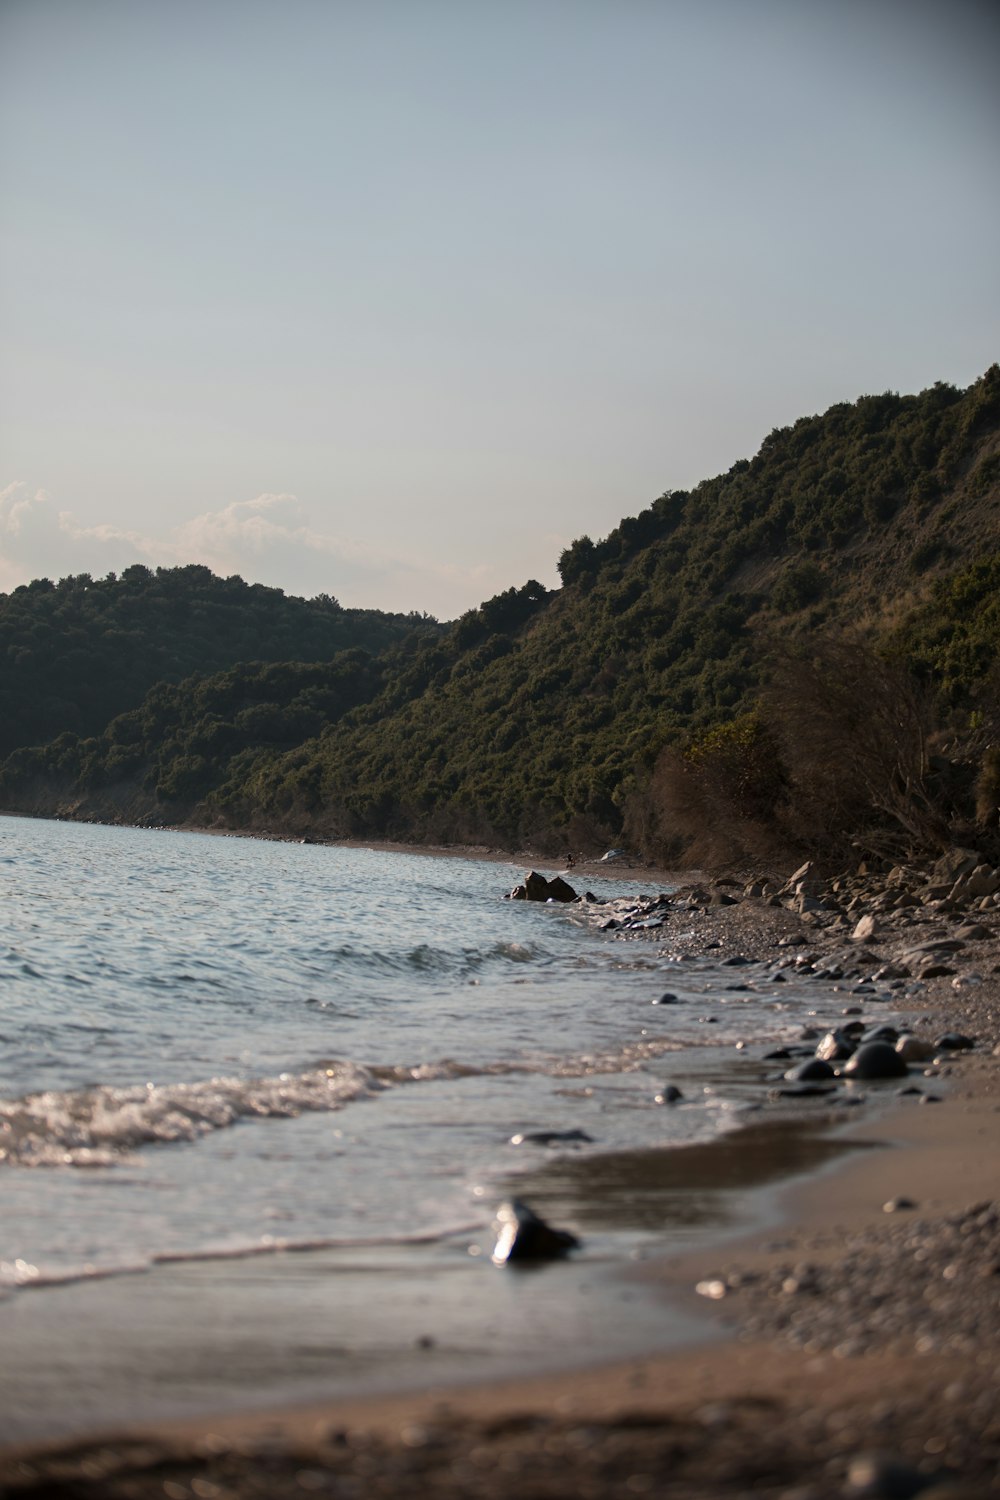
4;368;999;865
0;564;441;759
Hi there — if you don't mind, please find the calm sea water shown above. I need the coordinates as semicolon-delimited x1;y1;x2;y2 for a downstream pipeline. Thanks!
0;815;851;1441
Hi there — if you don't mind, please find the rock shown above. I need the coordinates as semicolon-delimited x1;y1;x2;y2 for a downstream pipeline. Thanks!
772;1083;837;1098
784;860;817;889
852;913;879;941
491;1200;580;1265
784;1058;836;1082
655;1085;684;1104
652;992;680;1004
895;1035;936;1063
955;923;991;940
520;871;577;902
920;962;957;979
931;848;981;885
883;1196;918;1213
935;1032;975;1051
844;1042;909;1080
961;864;1000;898
861;1024;899;1045
523;870;551;901
815;1029;857;1062
509;1128;594;1146
846;1451;938;1497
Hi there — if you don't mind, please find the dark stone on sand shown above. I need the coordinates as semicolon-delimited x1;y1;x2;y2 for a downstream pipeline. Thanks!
772;1083;837;1098
656;1085;684;1104
722;955;755;966
763;1047;793;1060
785;1058;836;1082
652;992;680;1004
491;1199;580;1265
509;1129;594;1146
861;1025;899;1045
919;963;957;978
847;1451;943;1497
844;1042;909;1080
935;1032;975;1051
546;875;578;903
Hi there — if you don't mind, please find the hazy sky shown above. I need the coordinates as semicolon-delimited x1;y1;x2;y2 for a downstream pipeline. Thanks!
2;0;998;617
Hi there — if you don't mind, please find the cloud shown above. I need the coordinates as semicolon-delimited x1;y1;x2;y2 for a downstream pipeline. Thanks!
0;483;499;617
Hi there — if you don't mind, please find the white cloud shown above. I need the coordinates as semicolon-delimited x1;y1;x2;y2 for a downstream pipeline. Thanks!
0;483;504;617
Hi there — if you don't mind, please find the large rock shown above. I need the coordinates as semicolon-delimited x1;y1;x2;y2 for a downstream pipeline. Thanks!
520;871;578;903
843;1042;909;1080
491;1200;580;1265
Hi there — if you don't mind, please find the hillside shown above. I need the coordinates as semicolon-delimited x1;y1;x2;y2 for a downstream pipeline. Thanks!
0;564;441;760
3;368;998;864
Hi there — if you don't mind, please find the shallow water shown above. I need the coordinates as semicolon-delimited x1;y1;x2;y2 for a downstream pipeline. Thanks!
0;815;862;1442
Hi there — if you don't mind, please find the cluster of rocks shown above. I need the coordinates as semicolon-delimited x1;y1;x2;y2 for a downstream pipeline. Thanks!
505;870;585;903
757;849;1000;944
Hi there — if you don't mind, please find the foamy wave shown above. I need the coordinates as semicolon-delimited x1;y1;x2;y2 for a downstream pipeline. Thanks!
0;1036;691;1169
0;1061;383;1167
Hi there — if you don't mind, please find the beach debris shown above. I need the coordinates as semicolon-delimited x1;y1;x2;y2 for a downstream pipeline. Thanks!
844;1041;909;1080
491;1199;580;1265
509;1128;594;1146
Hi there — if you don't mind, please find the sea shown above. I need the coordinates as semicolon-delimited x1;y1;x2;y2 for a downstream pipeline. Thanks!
0;814;864;1445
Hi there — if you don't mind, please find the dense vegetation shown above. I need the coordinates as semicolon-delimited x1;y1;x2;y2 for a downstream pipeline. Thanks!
3;367;999;866
0;564;440;759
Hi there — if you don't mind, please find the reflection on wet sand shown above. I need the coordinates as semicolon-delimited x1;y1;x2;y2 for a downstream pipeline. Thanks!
503;1117;875;1233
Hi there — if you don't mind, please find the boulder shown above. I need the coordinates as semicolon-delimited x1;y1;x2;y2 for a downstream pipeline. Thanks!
843;1042;909;1080
785;1058;836;1082
491;1200;580;1265
517;870;579;903
931;848;980;884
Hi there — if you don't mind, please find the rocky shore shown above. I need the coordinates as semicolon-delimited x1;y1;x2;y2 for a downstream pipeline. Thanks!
2;849;998;1498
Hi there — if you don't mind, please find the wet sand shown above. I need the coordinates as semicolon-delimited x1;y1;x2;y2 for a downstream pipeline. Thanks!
3;855;999;1496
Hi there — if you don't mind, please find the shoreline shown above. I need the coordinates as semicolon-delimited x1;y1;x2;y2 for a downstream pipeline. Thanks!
3;842;999;1494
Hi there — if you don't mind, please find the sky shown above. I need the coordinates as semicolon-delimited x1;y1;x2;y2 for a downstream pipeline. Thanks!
1;0;998;619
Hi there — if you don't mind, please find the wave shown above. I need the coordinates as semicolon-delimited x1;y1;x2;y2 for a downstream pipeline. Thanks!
0;1220;485;1296
0;1034;690;1169
0;1061;383;1167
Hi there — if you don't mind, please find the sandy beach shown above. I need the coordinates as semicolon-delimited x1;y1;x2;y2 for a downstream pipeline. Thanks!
2;849;998;1498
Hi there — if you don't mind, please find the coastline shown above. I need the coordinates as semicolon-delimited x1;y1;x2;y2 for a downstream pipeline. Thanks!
3;848;999;1494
